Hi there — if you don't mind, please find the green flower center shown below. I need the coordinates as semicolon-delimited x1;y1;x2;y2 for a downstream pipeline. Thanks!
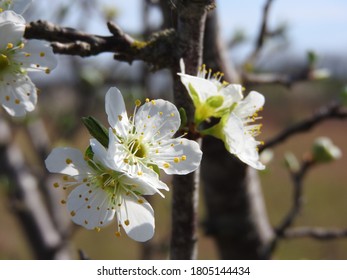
0;53;10;73
130;139;147;158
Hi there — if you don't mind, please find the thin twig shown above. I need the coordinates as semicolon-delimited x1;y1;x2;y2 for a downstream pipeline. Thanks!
284;227;347;240
246;0;274;64
260;103;347;152
275;158;314;237
264;157;315;256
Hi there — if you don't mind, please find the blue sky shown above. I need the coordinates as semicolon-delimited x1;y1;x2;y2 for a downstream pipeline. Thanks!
32;0;347;73
107;0;347;55
33;0;347;55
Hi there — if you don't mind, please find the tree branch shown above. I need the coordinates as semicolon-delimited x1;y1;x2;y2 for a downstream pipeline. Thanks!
246;0;275;64
169;0;214;260
261;103;347;152
284;227;347;240
25;20;177;69
0;118;71;259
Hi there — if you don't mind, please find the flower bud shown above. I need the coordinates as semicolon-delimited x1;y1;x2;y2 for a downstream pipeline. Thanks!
312;137;342;163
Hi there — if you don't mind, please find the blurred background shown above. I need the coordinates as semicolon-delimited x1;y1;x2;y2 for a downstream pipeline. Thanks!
0;0;347;259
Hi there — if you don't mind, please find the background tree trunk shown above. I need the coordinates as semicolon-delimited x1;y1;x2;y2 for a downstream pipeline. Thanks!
201;10;274;259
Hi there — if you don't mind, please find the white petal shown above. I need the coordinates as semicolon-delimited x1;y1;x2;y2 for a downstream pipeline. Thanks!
120;195;154;242
223;114;264;170
234;91;265;118
237;136;265;170
149;138;202;175
220;84;243;107
134;99;180;141
0;75;36;117
120;172;169;197
67;184;115;230
0;10;25;25
90;138;121;172
105;87;130;138
45;147;91;176
15;39;57;72
106;128;129;169
178;73;218;102
0;15;24;49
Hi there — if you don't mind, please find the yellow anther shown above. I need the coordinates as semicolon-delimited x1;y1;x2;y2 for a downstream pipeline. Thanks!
65;158;72;164
170;113;175;117
137;171;143;176
135;99;141;107
60;199;66;204
123;158;129;164
181;155;187;161
70;211;76;217
24;53;31;57
45;68;51;74
115;231;121;237
118;115;123;121
5;95;10;101
151;100;156;105
163;163;170;168
124;219;130;226
174;157;180;163
138;199;144;204
155;149;159;154
94;227;101;232
19;43;24;49
15;99;20;104
159;111;163;116
39;52;45;57
147;115;151;119
7;43;13;49
145;98;150;103
53;182;59;188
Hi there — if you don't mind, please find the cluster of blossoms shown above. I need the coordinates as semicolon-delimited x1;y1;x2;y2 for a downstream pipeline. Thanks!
46;87;203;242
0;0;56;117
178;60;265;170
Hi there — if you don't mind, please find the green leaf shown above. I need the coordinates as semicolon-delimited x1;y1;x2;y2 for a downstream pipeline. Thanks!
84;145;94;161
82;116;109;148
179;107;187;129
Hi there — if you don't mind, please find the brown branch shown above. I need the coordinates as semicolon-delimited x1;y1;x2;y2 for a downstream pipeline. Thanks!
169;0;214;260
261;103;347;152
246;0;275;64
284;227;347;240
264;157;315;256
275;159;314;236
24;20;176;69
0;118;71;259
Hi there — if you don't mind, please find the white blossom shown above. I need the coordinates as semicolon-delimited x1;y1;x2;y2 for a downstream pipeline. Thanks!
0;11;57;116
178;59;243;124
104;87;202;176
45;139;168;242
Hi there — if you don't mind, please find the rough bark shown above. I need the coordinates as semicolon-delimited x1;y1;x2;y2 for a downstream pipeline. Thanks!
201;10;274;259
169;0;213;260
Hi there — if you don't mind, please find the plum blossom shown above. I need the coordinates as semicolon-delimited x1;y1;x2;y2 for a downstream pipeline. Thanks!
0;11;57;116
45;139;169;242
104;87;202;176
